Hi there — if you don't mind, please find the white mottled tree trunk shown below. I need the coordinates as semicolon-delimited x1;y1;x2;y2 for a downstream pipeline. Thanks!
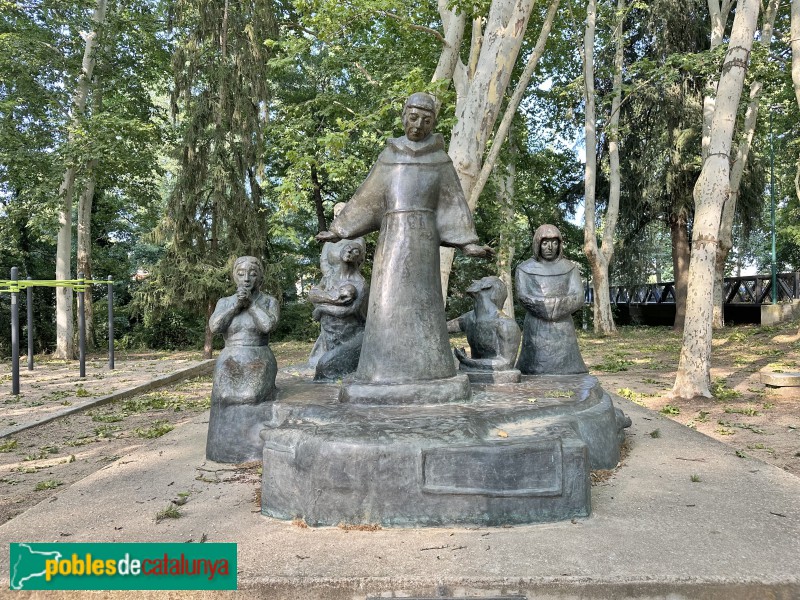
792;0;800;219
55;0;107;359
582;0;623;335
793;0;800;109
713;0;778;328
77;158;98;349
673;0;760;400
434;0;556;299
494;144;517;316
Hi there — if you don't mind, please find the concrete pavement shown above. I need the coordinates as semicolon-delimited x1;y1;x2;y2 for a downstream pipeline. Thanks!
1;395;798;599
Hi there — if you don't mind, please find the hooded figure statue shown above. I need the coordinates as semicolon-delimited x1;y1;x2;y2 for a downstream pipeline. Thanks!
515;224;587;375
315;92;490;403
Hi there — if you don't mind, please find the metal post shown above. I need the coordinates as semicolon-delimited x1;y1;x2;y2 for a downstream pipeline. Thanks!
26;276;33;370
107;275;114;370
10;267;19;395
770;110;777;304
77;272;86;378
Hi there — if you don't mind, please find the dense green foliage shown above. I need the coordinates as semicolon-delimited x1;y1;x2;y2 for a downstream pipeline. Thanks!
1;0;799;357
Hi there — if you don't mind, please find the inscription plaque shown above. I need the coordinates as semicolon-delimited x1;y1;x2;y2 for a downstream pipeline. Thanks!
422;438;563;497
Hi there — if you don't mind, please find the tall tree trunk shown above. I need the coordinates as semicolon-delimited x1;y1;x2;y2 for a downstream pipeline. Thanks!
77;80;104;351
311;164;327;233
670;212;691;331
77;158;98;350
494;140;516;316
672;0;760;400
793;0;800;110
434;0;557;299
582;0;624;335
713;0;779;328
55;0;107;359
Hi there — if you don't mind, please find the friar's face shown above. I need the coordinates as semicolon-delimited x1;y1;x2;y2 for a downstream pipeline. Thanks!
402;107;435;142
539;237;560;262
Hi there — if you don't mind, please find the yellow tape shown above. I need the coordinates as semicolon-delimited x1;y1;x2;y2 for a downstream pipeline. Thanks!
0;279;113;293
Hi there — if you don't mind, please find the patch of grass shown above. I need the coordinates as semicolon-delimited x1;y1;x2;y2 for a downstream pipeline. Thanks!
41;390;71;402
65;435;98;447
727;330;751;343
723;406;759;416
696;411;710;423
717;420;764;434
91;412;124;423
134;420;174;439
711;379;741;401
716;427;735;436
735;449;747;458
641;378;661;385
75;386;91;398
155;504;182;522
690;474;701;483
93;424;121;438
762;402;774;410
650;341;682;353
616;388;646;406
748;443;774;453
35;479;63;491
123;392;179;413
649;429;661;438
0;438;18;452
24;446;59;461
660;404;681;415
594;353;634;373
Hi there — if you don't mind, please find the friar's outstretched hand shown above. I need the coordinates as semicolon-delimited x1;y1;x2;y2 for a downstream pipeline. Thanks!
461;243;494;258
316;231;341;243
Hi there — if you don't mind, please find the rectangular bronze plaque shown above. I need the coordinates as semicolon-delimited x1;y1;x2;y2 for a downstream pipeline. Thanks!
422;438;563;497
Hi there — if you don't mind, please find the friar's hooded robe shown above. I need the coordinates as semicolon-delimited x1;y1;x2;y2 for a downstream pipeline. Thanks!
329;133;479;383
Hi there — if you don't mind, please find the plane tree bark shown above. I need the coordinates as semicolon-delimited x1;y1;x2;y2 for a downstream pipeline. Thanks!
55;0;108;359
672;0;761;399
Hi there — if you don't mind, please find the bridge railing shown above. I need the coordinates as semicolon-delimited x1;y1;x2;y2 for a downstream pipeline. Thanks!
585;271;800;306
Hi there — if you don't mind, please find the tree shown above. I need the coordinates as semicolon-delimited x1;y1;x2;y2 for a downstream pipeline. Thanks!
436;0;562;297
672;0;761;400
55;0;108;359
146;0;278;358
582;0;625;335
713;0;779;328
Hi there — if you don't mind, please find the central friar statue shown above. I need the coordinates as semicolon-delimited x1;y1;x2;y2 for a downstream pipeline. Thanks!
316;92;490;404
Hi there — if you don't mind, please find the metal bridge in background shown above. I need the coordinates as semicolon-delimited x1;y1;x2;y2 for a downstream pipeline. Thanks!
584;271;800;326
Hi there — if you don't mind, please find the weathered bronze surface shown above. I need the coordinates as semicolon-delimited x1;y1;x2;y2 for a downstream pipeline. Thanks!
448;276;521;383
206;256;279;463
516;224;588;375
316;92;489;404
308;230;368;382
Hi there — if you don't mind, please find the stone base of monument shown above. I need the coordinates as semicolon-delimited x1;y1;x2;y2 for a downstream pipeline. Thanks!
206;402;273;464
259;372;630;527
460;368;521;384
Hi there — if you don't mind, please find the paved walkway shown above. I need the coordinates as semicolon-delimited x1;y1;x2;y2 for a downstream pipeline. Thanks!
0;352;214;437
0;377;798;599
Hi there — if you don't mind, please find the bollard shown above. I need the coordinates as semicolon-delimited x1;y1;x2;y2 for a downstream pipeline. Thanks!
77;272;86;378
10;267;20;395
107;275;114;370
27;276;33;370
